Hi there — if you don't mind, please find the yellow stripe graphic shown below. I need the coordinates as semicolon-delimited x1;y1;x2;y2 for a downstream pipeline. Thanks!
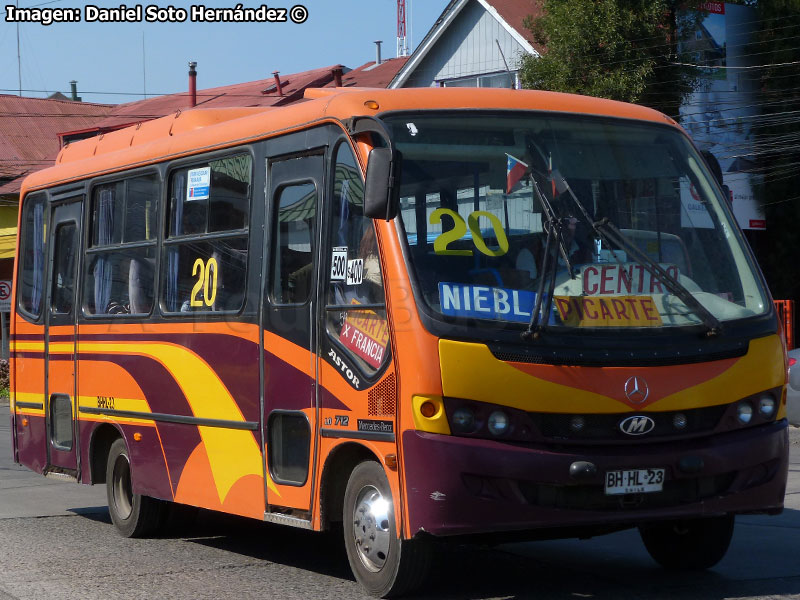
15;340;275;500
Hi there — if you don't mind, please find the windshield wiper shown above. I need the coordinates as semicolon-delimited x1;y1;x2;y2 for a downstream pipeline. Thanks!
521;176;575;341
551;172;722;337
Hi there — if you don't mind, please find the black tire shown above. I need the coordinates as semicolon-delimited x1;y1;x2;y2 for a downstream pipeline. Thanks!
106;438;166;538
639;515;735;570
343;461;432;598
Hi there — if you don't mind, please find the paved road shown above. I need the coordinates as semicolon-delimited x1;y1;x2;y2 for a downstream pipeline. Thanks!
1;400;799;599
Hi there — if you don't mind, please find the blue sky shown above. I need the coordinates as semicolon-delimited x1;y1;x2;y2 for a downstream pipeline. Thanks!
0;1;449;104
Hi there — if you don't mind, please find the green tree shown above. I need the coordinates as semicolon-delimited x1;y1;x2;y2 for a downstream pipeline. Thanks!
519;0;703;117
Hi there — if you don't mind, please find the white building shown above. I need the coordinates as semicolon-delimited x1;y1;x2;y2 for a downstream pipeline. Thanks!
390;0;542;89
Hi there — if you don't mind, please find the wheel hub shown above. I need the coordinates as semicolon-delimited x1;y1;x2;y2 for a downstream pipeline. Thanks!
352;485;391;572
112;454;133;520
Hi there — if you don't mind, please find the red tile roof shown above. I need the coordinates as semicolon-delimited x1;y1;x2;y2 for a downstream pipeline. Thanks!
91;64;345;130
489;0;545;54
323;57;410;89
0;95;112;195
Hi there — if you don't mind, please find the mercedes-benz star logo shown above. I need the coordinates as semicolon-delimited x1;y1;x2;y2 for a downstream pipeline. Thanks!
624;376;649;404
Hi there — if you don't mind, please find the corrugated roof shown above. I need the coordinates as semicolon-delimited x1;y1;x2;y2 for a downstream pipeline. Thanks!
91;64;345;130
323;57;409;89
0;95;113;195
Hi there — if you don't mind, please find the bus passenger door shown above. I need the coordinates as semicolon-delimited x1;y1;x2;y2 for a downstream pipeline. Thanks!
44;199;82;474
262;152;324;517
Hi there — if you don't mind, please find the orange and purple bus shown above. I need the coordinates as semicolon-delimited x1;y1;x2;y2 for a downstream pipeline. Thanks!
10;87;789;597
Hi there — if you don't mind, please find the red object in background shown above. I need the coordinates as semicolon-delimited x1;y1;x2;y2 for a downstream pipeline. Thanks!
775;299;795;349
699;2;725;14
506;154;528;193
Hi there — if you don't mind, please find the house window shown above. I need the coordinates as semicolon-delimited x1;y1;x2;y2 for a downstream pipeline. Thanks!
441;71;517;89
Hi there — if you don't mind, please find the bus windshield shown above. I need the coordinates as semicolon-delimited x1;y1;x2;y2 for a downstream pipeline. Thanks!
385;113;768;333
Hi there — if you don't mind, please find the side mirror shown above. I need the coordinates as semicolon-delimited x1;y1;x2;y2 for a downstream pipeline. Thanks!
363;147;399;221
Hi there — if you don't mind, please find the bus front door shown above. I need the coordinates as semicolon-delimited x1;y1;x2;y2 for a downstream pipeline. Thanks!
262;152;324;518
44;199;82;475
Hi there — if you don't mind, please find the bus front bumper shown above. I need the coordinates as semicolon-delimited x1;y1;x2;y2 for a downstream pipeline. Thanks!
401;421;789;538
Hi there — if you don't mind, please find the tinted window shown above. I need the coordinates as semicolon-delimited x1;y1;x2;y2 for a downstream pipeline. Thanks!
168;155;251;236
17;194;46;318
271;182;317;304
84;174;159;316
51;223;78;315
163;154;251;314
325;143;389;376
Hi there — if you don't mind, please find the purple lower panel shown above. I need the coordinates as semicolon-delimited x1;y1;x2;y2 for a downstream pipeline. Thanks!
402;421;789;538
79;420;174;501
15;413;47;474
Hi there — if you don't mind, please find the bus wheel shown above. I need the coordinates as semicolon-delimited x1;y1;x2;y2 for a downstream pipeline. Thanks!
343;461;432;598
106;438;165;538
639;515;735;570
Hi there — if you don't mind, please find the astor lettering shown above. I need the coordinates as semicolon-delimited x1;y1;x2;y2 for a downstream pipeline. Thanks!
327;348;360;389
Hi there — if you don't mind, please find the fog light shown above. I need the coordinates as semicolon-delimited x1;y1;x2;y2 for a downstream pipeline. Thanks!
758;395;776;418
487;411;510;436
452;407;476;432
673;413;688;429
569;415;586;432
737;401;753;424
419;401;437;418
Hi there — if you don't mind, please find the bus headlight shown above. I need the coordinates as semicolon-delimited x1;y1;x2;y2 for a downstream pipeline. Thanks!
443;398;537;442
758;395;776;419
736;401;753;424
487;411;510;436
451;407;476;433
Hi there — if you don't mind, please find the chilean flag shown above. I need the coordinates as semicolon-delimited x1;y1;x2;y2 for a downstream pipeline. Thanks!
506;153;528;194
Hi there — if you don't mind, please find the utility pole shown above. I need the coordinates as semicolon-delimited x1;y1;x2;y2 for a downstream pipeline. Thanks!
16;0;22;96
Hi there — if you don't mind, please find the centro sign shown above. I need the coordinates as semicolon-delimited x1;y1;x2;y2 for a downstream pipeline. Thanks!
619;415;655;436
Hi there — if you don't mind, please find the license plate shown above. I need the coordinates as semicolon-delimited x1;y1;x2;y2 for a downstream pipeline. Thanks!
604;468;665;495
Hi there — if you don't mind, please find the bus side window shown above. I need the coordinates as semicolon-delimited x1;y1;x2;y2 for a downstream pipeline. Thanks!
271;182;317;305
17;194;47;319
163;154;251;313
325;142;389;376
84;175;158;316
51;224;78;315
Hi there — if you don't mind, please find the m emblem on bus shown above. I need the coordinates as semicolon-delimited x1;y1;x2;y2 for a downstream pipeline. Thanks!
624;376;649;404
619;415;655;436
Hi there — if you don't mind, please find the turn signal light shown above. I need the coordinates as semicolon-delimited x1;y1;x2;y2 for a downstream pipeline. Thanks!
364;100;380;110
133;432;142;442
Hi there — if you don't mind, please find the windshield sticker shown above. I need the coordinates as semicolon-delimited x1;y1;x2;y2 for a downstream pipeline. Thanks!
186;167;210;201
582;264;680;296
555;295;663;327
339;302;389;369
430;208;509;257
439;282;539;323
346;259;364;285
330;246;348;281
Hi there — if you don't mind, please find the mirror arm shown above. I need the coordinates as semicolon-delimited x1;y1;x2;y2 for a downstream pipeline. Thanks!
345;116;400;221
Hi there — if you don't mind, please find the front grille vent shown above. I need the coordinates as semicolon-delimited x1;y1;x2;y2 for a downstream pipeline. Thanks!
528;404;727;443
